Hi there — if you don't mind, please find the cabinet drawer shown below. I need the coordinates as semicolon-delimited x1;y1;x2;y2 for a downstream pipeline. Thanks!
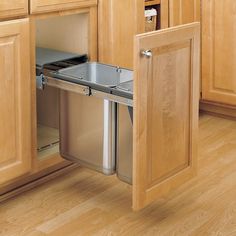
0;0;28;19
30;0;97;14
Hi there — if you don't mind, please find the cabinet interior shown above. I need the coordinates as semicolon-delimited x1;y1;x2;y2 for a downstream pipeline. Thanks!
145;1;161;31
35;13;89;159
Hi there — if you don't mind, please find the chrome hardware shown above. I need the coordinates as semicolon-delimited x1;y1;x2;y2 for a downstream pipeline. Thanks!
116;66;122;73
36;74;45;90
91;89;133;107
141;50;152;58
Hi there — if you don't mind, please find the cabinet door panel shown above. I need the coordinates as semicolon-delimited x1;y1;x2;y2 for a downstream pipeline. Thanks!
0;19;31;185
202;0;236;105
169;0;200;26
133;23;200;210
0;0;28;19
30;0;97;14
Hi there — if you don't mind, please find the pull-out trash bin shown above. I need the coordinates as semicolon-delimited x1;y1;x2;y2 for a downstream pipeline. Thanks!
36;47;134;178
52;62;133;175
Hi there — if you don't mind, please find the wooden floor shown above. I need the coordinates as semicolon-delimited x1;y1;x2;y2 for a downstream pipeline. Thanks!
1;114;236;236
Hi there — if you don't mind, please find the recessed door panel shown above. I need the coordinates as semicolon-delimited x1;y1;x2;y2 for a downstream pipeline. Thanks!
0;19;31;185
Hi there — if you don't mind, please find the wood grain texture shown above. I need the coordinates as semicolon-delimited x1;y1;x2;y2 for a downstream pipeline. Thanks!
0;0;28;19
202;0;236;106
98;0;145;69
169;0;200;26
0;115;236;235
0;19;31;185
160;0;169;29
30;0;97;14
200;100;236;120
133;23;200;210
145;0;161;7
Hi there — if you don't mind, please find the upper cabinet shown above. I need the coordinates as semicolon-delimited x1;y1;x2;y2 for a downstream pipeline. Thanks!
30;0;97;14
202;0;236;106
0;0;28;19
0;19;31;185
169;0;200;26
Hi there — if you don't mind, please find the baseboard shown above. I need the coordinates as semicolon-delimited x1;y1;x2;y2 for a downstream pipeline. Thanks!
200;100;236;120
0;163;79;203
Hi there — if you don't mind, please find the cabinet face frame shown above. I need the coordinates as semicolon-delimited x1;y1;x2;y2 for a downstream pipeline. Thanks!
168;0;200;27
29;7;98;172
30;0;97;15
0;0;28;20
0;19;31;185
133;22;200;210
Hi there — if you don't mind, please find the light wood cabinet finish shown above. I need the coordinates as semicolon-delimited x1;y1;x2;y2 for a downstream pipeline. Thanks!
133;23;200;210
0;0;28;19
0;19;31;185
202;0;236;106
30;0;97;14
98;0;145;69
169;0;200;26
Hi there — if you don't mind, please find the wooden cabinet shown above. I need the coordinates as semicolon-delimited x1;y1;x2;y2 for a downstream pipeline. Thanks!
98;0;145;69
99;0;199;69
0;4;98;200
169;0;200;26
0;19;31;185
202;0;236;106
133;23;200;210
30;0;97;14
0;0;28;19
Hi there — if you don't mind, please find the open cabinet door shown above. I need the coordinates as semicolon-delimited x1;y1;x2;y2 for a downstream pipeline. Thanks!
133;23;200;210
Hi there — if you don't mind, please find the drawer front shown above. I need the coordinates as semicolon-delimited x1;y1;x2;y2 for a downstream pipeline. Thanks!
30;0;97;14
0;0;28;19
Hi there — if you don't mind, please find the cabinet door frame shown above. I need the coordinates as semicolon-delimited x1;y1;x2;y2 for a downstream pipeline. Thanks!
133;22;200;210
0;19;31;185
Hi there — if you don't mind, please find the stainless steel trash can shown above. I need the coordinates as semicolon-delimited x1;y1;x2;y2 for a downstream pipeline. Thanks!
116;104;133;184
60;91;117;175
115;80;133;184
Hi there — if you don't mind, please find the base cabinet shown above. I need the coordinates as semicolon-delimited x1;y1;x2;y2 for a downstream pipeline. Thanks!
0;2;200;211
202;0;236;106
0;19;31;185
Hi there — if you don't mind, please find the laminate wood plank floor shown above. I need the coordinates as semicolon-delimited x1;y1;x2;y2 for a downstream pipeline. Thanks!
1;114;236;236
